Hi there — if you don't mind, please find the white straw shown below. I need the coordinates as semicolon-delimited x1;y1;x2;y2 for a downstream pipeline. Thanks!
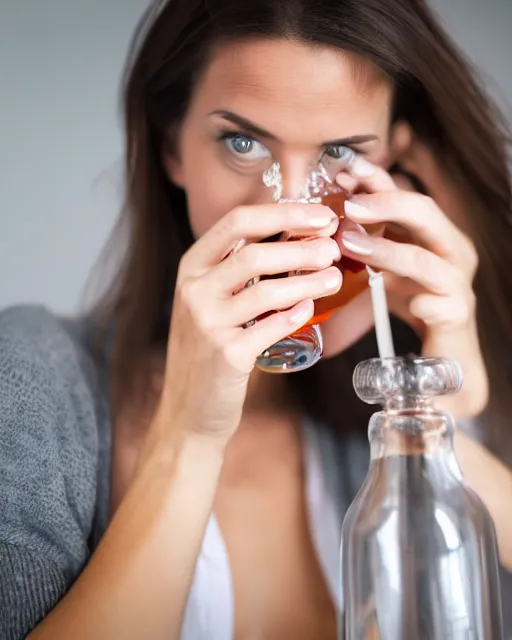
367;267;395;359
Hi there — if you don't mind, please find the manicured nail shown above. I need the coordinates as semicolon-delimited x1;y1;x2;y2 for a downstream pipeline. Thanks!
330;241;342;262
341;231;374;256
308;212;338;227
350;156;376;178
290;300;314;324
344;200;370;218
324;271;342;291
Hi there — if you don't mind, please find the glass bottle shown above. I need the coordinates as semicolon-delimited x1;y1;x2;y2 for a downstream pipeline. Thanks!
341;356;503;640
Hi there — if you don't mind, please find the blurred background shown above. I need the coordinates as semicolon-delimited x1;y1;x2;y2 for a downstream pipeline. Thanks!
1;0;511;313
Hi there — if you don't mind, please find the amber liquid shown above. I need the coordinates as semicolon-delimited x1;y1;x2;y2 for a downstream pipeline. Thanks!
305;190;369;326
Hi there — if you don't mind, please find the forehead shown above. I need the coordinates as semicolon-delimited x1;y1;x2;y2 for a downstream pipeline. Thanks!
194;38;393;140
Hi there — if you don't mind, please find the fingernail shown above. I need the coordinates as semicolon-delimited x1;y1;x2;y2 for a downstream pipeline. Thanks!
350;156;376;178
330;241;342;262
290;300;313;324
324;271;342;291
341;231;374;256
344;200;370;218
308;213;338;227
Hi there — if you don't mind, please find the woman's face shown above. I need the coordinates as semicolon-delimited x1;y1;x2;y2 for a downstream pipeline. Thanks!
165;38;393;239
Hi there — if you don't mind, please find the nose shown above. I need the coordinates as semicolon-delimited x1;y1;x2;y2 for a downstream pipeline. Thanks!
280;157;312;200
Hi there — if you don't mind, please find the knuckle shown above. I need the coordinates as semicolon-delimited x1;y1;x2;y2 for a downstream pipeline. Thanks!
300;237;333;266
373;191;391;208
254;278;277;305
377;236;397;265
177;252;194;279
299;237;319;260
195;309;215;334
178;279;215;333
178;278;200;308
412;246;435;279
240;243;264;271
450;300;470;326
449;265;474;302
438;294;471;327
220;341;238;365
364;190;392;215
420;194;437;213
410;194;435;231
229;206;251;236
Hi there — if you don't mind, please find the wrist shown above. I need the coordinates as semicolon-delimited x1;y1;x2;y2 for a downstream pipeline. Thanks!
155;396;234;450
140;410;228;472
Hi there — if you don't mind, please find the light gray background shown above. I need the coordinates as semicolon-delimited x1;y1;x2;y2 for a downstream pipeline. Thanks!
1;0;511;313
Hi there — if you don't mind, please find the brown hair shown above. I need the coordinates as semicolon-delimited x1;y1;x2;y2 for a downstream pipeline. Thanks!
96;0;512;463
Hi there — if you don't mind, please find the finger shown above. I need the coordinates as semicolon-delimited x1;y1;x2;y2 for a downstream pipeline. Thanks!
390;172;418;193
342;190;474;266
183;203;339;274
335;169;404;199
226;267;342;327
234;299;316;364
335;155;398;194
332;172;359;196
205;236;341;295
397;134;474;239
338;230;462;295
409;292;473;330
383;274;426;336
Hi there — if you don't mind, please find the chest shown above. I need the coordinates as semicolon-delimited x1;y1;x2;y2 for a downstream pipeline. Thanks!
214;429;337;640
112;414;338;640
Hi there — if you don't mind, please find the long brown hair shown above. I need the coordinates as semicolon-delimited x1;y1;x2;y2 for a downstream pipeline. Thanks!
96;0;512;463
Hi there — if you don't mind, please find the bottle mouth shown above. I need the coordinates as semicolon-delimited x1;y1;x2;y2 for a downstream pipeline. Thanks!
353;356;463;407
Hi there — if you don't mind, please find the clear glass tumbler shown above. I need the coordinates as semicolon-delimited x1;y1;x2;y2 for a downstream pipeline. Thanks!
251;160;381;373
341;356;504;639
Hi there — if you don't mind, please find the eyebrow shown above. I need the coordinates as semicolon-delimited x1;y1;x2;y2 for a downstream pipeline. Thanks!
209;109;379;146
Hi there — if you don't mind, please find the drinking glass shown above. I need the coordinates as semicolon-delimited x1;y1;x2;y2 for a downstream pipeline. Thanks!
243;160;383;373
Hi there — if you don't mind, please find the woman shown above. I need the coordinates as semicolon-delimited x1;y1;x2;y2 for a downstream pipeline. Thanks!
1;0;512;637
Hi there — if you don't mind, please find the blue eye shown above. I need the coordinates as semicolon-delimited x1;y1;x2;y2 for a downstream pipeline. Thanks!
324;145;354;162
222;133;272;161
227;135;253;154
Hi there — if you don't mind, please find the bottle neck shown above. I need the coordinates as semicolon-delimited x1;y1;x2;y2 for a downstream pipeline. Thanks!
366;406;465;496
368;405;455;460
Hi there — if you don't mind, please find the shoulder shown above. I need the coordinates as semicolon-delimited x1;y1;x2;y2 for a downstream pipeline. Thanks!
0;304;107;571
0;303;106;426
0;305;112;636
0;303;97;380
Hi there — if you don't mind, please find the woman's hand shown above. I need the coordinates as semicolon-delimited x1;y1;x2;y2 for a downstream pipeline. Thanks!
324;140;488;420
154;203;341;446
